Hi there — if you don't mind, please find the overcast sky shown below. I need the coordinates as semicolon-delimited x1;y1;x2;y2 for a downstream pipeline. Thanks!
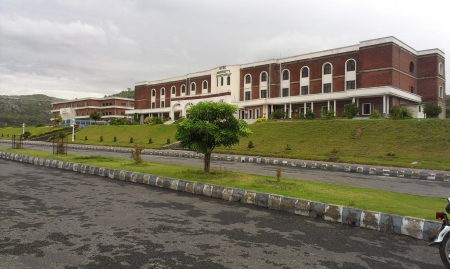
1;0;449;100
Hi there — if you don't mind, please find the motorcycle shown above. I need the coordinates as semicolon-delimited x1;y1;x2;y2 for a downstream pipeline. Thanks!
429;198;450;268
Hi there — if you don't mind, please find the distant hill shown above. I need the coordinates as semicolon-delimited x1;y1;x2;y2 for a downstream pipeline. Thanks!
106;88;134;99
0;94;66;127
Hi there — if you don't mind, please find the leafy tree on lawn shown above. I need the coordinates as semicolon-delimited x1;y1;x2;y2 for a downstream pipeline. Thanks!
90;109;102;123
54;115;63;125
175;102;252;173
424;103;442;118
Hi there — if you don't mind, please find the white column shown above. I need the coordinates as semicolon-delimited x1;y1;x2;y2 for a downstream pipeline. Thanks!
289;103;292;118
383;95;386;114
352;97;355;103
386;96;389;114
170;107;175;121
311;102;314;113
327;100;330;110
333;100;336;116
304;102;306;114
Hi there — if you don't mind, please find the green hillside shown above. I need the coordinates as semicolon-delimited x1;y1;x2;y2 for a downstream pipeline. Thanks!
0;94;65;127
2;119;448;170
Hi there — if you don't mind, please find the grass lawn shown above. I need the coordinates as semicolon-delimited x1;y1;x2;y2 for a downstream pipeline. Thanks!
1;147;444;221
1;119;449;170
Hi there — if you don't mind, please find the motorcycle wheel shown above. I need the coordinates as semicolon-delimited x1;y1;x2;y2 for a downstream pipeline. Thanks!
440;231;450;268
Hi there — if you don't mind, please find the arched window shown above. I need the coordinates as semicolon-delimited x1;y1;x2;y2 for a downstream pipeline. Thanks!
347;60;356;71
202;81;208;89
301;67;309;78
245;75;251;84
221;77;224;86
324;63;332;75
161;88;165;95
227;76;230;85
181;85;186;93
282;70;289;80
151;89;156;97
261;72;267;82
409;62;415;73
171;86;176;95
191;83;196;91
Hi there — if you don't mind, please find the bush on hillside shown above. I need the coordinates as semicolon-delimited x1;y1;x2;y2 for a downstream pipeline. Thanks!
305;109;315;120
321;109;336;119
390;106;412;119
342;103;359;119
424;103;443;118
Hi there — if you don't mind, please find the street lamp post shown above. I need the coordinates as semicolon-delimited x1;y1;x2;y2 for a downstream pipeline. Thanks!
22;123;26;134
70;119;75;142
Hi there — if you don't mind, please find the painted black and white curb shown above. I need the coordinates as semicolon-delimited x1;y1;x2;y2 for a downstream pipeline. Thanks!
0;150;442;242
1;140;449;181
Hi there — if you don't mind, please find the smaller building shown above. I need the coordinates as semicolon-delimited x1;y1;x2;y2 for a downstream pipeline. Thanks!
51;97;135;123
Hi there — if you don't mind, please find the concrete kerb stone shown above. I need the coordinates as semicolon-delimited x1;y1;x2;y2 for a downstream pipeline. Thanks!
0;150;447;241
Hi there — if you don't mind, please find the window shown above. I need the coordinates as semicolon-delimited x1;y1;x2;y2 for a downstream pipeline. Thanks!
347;60;356;71
324;63;332;74
282;70;289;80
346;80;356;89
171;86;176;95
282;88;289;97
409;62;415;73
121;112;125;115
301;86;309;95
301;67;309;78
161;101;165;108
181;85;186;93
227;76;230;85
362;103;371;115
439;86;443;98
152;89;156;97
410;86;414;93
151;102;155;109
323;83;332;93
221;77;224;86
261;72;267;82
121;103;126;106
245;91;251;100
203;81;208;89
260;89;267;98
161;88;165;95
191;83;195;92
439;62;443;75
245;75;251;84
216;78;218;87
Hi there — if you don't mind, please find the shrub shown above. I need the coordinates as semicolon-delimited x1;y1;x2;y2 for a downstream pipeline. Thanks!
22;131;31;139
270;109;286;120
342;103;359;119
114;136;117;142
35;123;45;127
299;113;305;119
84;136;88;141
148;138;152;144
305;109;315;120
1;133;3;137
247;140;254;149
130;137;134;143
166;138;171;144
321;109;335;119
255;117;267;123
370;110;381;119
390;106;412;119
424;103;443;118
276;167;282;184
144;116;164;124
130;144;144;165
100;136;103;142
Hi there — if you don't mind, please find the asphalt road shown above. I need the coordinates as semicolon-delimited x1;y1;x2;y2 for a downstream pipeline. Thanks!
0;159;444;268
23;144;450;198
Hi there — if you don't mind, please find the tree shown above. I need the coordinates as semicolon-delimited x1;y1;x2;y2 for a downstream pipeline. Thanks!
175;102;252;173
424;103;442;118
90;109;102;122
54;115;62;125
342;103;359;119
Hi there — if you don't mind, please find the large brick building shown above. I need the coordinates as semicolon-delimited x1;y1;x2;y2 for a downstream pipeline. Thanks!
128;36;446;122
51;97;134;122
